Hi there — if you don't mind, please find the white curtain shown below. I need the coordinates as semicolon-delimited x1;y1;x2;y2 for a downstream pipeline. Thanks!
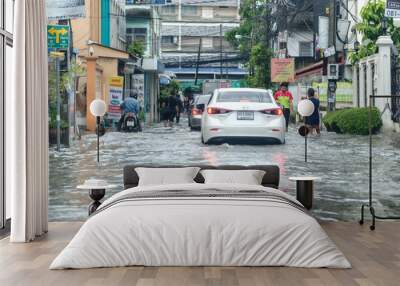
7;0;49;242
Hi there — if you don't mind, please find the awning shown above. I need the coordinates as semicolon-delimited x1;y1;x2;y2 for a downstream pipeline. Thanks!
165;67;248;75
142;57;165;73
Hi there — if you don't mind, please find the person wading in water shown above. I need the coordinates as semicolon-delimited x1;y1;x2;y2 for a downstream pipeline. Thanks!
274;82;293;132
305;87;321;136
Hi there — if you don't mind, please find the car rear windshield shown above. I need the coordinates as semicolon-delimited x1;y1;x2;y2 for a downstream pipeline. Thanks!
197;95;211;104
216;91;272;103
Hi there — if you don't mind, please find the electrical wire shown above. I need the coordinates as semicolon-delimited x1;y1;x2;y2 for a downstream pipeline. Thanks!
340;0;358;24
336;0;354;45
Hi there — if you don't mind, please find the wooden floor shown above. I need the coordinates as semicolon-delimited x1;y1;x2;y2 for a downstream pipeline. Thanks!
0;222;399;286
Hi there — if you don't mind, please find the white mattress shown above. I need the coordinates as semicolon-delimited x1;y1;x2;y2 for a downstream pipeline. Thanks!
50;183;351;269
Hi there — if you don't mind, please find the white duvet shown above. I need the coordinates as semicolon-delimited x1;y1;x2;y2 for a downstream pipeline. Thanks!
50;183;351;269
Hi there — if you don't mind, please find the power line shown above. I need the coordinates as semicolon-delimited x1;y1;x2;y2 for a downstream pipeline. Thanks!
340;0;358;24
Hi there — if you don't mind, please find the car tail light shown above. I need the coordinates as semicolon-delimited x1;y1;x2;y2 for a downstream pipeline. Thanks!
261;108;283;116
192;108;202;115
207;107;232;114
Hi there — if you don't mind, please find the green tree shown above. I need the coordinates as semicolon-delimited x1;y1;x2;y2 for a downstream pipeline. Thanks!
226;0;272;89
48;58;85;129
128;41;145;57
349;0;400;64
62;59;85;93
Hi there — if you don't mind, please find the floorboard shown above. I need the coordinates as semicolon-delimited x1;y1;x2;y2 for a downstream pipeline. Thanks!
0;222;399;286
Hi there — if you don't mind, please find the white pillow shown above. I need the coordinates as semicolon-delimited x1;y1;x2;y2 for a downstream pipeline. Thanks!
200;169;266;185
135;167;201;186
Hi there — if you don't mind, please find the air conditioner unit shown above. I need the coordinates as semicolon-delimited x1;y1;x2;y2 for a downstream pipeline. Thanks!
173;36;178;44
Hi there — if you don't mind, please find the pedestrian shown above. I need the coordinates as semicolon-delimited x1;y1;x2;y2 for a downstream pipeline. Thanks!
175;94;183;124
183;96;190;114
160;100;168;124
274;82;293;131
163;92;178;127
305;87;320;136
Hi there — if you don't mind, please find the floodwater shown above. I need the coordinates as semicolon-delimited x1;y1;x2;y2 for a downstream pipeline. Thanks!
49;120;400;222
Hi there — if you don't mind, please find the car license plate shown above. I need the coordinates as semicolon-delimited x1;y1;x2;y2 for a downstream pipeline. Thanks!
237;111;254;120
127;121;135;127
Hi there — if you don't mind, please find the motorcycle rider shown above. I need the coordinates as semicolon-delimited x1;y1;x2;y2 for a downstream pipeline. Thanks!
118;92;141;131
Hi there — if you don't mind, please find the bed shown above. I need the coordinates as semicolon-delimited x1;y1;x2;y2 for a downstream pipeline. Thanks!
50;165;350;269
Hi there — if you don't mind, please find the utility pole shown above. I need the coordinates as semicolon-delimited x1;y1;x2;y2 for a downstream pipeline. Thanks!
220;23;223;79
264;2;272;88
249;0;256;76
194;38;202;86
67;22;73;145
327;0;338;112
55;57;61;152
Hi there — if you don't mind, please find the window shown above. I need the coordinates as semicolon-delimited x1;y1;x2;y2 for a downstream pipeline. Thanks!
126;27;147;45
134;35;146;42
1;0;14;231
202;37;213;48
202;7;213;18
134;28;147;34
162;36;174;44
182;5;198;16
5;0;13;33
161;5;176;15
217;91;272;103
299;42;313;57
215;6;233;18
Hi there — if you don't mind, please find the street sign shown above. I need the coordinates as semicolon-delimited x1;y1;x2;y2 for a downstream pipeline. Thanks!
47;25;69;49
108;77;124;120
271;58;295;83
49;51;65;60
46;0;86;20
386;0;400;18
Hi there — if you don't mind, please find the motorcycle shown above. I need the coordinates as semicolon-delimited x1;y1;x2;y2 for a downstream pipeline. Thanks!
121;112;141;132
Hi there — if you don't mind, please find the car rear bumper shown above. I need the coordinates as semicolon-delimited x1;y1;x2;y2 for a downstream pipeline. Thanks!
206;136;283;144
202;117;285;143
204;126;285;143
191;117;202;128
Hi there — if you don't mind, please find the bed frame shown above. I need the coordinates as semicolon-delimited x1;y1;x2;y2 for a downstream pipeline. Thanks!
123;164;280;189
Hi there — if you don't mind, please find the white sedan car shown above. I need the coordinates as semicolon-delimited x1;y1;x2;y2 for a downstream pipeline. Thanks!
201;88;285;144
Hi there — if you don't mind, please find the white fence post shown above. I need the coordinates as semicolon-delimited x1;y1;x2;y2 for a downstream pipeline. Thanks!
359;61;366;107
353;63;359;107
376;35;394;130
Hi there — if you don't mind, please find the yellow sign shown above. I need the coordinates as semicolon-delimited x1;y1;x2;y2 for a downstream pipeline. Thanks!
109;76;124;88
49;51;65;59
271;58;295;83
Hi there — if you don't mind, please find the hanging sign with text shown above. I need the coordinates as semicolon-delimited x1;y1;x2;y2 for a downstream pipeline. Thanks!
271;58;295;83
46;0;86;20
108;77;124;120
386;0;400;17
47;25;69;49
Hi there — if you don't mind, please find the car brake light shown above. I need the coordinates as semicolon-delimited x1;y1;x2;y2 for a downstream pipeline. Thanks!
192;108;202;115
261;108;283;116
207;107;232;114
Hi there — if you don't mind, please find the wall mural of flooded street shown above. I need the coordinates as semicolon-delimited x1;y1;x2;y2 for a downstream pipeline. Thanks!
48;120;400;222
